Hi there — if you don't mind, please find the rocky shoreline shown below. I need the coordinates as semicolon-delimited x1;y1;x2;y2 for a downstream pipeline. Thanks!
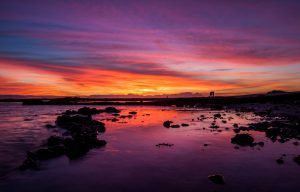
19;107;121;170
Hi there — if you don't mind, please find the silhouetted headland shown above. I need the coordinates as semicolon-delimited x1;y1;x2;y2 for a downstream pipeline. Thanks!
4;91;297;107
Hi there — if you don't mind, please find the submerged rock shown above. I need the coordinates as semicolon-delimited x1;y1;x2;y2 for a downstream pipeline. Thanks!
231;134;254;146
129;111;137;115
208;174;225;185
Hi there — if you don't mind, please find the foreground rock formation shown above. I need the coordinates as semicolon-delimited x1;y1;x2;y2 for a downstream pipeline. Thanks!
20;107;120;170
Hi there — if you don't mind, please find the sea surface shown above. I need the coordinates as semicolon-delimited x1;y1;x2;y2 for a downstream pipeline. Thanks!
0;102;300;192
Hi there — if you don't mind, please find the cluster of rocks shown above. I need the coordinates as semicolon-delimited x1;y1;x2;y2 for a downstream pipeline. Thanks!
20;107;120;170
163;120;189;128
63;106;120;116
249;120;300;143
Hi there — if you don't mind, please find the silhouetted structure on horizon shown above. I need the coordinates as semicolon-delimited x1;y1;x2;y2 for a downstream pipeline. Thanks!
209;91;215;97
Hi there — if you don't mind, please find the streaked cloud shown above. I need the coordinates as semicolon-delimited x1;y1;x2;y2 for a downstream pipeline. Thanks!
0;0;299;96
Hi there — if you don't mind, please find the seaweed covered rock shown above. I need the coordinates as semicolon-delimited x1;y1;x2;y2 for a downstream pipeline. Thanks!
231;134;254;146
20;107;108;170
63;137;106;159
56;114;105;133
247;119;300;143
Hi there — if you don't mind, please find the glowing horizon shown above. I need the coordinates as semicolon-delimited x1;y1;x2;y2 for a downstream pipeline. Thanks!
1;0;300;96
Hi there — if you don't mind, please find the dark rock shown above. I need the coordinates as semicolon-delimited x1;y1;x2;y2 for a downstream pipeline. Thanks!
208;174;225;185
104;107;120;113
55;114;105;133
171;124;180;128
19;155;39;170
93;140;107;148
32;146;65;160
181;123;189;127
222;120;227;124
233;129;240;133
119;115;133;119
293;155;300;165
213;114;222;118
293;141;299;146
276;158;284;164
231;134;254;146
210;123;219;129
111;118;119;122
129;111;137;115
78;107;101;115
45;124;56;129
156;143;174;147
249;121;271;131
21;108;108;170
163;120;173;128
257;141;265;147
47;136;64;146
63;110;78;115
233;123;239;128
63;138;89;159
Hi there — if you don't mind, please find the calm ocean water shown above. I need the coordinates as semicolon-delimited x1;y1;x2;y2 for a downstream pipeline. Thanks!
0;103;300;192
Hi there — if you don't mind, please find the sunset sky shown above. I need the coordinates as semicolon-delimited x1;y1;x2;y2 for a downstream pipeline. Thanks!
0;0;300;96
